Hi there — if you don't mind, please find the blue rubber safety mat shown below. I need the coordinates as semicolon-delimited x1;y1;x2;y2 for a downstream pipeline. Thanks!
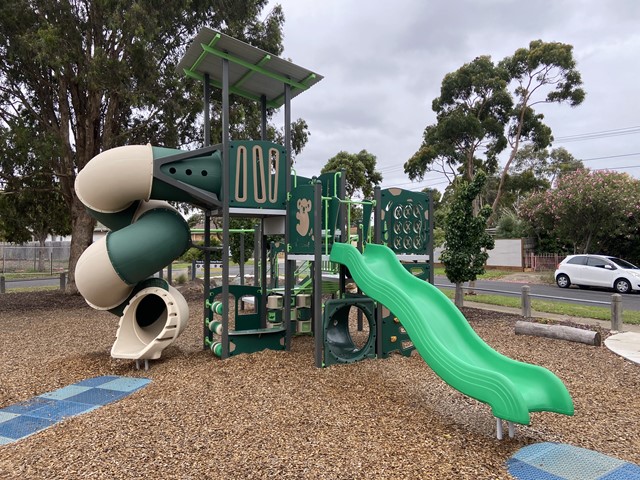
0;376;150;445
508;442;640;480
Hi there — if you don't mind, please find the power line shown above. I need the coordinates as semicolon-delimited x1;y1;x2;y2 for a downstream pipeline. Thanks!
579;152;640;162
555;126;640;143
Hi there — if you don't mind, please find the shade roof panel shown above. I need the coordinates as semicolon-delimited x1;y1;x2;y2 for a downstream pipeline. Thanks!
177;27;323;108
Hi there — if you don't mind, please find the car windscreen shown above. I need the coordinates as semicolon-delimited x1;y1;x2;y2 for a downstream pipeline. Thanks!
609;257;639;269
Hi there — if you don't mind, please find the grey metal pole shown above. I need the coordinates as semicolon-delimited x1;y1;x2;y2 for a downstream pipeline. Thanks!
427;188;434;285
203;72;212;350
0;275;5;294
313;181;323;367
253;227;259;287
240;234;245;286
283;82;293;350
260;95;268;140
221;57;231;359
260;220;268;328
373;186;383;358
203;211;211;349
59;272;66;291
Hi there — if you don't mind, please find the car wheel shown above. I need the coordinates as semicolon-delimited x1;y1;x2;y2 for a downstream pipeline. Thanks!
614;278;631;294
556;274;571;288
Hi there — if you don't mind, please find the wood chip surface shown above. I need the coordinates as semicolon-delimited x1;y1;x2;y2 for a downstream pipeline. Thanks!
1;288;639;479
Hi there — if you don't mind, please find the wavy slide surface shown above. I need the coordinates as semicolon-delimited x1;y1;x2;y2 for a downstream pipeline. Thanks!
330;243;574;424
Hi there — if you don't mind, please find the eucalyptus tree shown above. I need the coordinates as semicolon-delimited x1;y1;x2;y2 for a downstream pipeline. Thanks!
405;41;585;220
0;0;302;290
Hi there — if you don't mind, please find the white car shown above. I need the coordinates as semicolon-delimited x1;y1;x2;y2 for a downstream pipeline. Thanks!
555;254;640;294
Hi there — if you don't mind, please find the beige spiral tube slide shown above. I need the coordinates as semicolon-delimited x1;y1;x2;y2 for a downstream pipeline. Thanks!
75;145;198;364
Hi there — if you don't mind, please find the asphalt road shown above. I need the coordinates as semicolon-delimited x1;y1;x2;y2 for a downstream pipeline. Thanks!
6;271;640;312
435;276;640;311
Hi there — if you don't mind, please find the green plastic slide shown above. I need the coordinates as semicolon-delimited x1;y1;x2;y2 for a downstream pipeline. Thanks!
330;243;574;425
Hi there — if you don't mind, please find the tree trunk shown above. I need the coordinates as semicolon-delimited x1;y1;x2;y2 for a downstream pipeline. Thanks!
66;195;95;293
37;237;47;272
454;282;464;308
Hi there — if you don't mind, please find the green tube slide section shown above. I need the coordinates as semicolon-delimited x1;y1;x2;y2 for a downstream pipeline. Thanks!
150;146;222;203
106;207;191;285
330;243;574;425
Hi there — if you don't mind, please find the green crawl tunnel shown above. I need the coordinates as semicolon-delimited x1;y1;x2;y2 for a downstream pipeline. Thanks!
323;297;377;366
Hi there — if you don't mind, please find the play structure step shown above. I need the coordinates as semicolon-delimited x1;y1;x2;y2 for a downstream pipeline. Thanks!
227;327;287;356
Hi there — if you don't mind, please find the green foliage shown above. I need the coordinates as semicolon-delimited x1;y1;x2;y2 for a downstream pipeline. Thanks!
520;170;640;257
187;213;204;229
406;40;585;220
180;237;222;262
495;209;531;239
513;145;583;186
0;118;70;245
0;0;298;286
321;150;383;199
405;56;512;183
440;172;495;284
322;150;382;226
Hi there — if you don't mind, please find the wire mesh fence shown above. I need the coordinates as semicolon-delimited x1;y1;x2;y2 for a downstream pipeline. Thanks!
0;243;70;274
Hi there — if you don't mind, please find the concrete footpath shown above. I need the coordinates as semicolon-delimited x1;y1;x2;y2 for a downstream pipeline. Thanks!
463;300;640;364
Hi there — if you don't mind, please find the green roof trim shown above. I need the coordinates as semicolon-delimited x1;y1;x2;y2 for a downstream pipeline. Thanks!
177;27;323;108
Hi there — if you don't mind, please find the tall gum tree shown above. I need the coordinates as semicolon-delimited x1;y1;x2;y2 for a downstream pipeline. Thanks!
491;40;585;214
404;56;512;189
0;0;292;291
405;41;585;220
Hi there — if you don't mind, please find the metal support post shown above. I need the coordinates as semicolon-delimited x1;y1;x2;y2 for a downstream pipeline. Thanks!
221;57;231;359
283;82;293;350
374;186;382;357
313;181;323;367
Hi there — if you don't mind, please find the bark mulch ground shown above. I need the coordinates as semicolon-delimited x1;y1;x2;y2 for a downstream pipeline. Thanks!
0;289;639;479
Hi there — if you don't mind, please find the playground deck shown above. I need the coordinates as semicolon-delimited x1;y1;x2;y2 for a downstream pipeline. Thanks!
1;289;639;479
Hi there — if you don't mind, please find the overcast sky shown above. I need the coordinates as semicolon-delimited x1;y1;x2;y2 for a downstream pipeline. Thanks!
264;0;640;193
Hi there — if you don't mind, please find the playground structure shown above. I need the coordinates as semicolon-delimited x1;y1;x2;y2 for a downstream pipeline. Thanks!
74;28;573;436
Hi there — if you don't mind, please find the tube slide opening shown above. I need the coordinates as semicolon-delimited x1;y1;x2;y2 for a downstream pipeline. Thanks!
111;286;188;360
134;294;170;343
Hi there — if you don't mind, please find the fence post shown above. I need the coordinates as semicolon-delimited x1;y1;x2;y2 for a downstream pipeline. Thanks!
611;294;623;332
59;272;66;292
521;285;531;318
191;260;196;281
0;275;5;294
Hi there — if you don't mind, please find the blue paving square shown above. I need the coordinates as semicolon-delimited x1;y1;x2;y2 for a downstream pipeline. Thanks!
98;377;150;393
28;400;97;422
0;376;151;446
39;385;92;401
0;411;20;423
74;376;120;388
513;442;559;462
600;462;640;480
0;415;55;440
507;458;565;480
64;387;129;406
3;397;57;415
